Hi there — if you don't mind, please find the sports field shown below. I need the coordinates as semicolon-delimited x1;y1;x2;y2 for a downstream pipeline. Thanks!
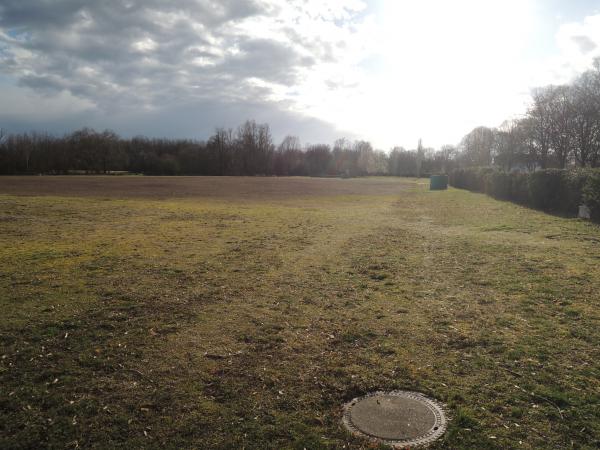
1;176;599;449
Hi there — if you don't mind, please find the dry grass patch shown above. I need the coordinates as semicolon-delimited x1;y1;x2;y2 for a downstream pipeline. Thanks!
1;176;599;449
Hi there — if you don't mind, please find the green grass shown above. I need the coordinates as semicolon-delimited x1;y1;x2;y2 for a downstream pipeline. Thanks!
1;177;600;449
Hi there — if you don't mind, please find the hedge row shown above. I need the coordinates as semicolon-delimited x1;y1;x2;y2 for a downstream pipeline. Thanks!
449;167;600;220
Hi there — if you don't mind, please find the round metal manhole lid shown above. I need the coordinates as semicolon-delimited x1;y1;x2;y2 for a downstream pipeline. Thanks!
342;391;447;448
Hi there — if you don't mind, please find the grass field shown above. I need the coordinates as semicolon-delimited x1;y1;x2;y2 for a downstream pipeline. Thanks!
1;176;599;449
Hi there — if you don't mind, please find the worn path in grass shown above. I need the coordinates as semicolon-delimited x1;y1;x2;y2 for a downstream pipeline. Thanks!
1;176;599;449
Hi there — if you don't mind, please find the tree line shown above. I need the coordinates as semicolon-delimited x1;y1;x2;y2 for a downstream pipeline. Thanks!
457;58;600;171
4;58;598;177
0;122;455;177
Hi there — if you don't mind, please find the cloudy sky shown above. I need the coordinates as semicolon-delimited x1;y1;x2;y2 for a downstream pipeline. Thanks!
1;0;600;149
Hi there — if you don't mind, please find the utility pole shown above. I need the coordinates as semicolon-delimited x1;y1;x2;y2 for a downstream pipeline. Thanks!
416;138;424;178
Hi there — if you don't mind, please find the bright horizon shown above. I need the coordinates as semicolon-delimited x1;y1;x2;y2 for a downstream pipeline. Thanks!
1;0;600;150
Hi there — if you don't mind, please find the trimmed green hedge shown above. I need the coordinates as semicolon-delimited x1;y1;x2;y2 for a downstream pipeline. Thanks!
528;169;563;211
583;172;600;221
485;171;512;200
449;167;600;220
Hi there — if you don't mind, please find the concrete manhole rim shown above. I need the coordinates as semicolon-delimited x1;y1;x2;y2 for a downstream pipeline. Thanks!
342;390;448;449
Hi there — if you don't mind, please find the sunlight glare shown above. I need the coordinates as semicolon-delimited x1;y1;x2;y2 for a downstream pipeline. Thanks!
357;0;537;148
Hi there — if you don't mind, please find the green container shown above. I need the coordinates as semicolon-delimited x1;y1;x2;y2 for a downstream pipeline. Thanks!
430;174;448;190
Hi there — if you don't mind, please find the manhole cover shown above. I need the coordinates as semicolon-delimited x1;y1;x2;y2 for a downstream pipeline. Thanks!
342;391;447;448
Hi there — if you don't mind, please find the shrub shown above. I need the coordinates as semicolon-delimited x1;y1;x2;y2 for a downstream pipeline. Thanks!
449;167;492;192
528;170;564;211
450;167;600;221
448;168;465;189
510;173;530;205
559;169;591;215
583;171;600;221
473;168;494;192
485;171;512;199
528;169;591;214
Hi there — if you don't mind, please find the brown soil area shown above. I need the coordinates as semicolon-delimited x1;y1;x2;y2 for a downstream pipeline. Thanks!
0;175;408;200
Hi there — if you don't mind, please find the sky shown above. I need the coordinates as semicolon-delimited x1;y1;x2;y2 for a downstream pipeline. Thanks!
1;0;600;150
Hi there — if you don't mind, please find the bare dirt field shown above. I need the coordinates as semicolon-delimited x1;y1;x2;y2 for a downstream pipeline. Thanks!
1;176;599;449
0;175;407;200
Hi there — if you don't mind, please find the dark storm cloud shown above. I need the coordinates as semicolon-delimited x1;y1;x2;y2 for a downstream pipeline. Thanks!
0;0;357;140
0;0;263;30
218;38;316;84
0;0;85;28
18;73;67;92
0;95;354;145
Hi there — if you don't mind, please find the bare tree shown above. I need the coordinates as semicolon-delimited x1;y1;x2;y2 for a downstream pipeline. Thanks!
355;140;375;175
388;147;418;176
439;144;456;173
528;87;553;169
571;69;600;167
548;85;576;168
305;144;331;176
278;135;301;153
332;138;357;176
494;119;526;171
99;130;119;173
460;126;495;166
208;127;234;175
514;117;541;171
274;135;302;176
257;123;274;175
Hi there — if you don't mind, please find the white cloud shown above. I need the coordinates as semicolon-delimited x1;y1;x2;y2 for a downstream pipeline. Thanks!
132;38;157;53
296;0;539;148
0;0;370;142
533;14;600;86
2;1;600;150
